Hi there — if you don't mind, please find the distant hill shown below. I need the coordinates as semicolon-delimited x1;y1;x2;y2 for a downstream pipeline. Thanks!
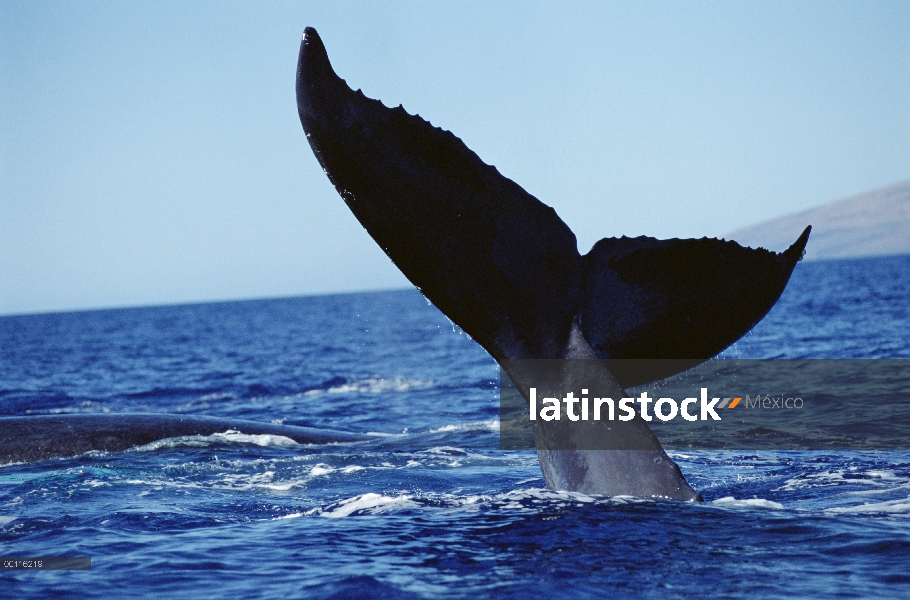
724;179;910;260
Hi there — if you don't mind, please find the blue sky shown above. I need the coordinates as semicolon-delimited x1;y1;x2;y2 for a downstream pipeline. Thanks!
2;1;908;315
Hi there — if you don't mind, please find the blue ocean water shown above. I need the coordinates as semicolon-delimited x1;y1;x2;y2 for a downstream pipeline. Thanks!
1;255;910;599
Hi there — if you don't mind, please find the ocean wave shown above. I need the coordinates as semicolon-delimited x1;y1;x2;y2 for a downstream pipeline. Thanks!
777;469;906;492
198;392;238;402
72;457;377;493
427;420;499;433
825;497;910;514
490;488;598;510
316;493;420;518
307;463;364;477
132;430;300;452
420;446;468;456
279;487;615;521
363;420;499;438
299;376;433;398
47;406;114;414
711;496;785;510
364;431;406;437
305;488;597;518
115;470;301;493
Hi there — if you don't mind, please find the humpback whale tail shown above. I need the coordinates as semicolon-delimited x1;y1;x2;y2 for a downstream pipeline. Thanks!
296;27;808;373
296;28;809;500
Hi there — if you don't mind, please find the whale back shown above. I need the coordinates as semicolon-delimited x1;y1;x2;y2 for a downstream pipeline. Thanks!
0;414;369;465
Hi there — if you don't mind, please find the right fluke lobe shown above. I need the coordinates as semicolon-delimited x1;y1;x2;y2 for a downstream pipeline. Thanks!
579;226;811;386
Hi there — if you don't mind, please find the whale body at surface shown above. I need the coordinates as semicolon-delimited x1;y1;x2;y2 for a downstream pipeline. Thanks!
0;414;369;466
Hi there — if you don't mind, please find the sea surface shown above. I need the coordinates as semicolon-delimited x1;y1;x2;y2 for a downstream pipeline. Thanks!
1;255;910;599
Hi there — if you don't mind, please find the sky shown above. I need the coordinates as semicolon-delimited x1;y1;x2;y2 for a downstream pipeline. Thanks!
1;1;908;316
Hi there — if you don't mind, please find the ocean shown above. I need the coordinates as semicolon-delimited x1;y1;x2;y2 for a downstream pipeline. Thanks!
1;254;909;598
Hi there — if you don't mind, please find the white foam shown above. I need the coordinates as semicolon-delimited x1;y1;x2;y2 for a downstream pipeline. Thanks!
777;469;905;492
825;497;910;514
279;486;678;521
494;488;598;508
300;377;433;398
215;431;299;447
116;469;315;493
667;452;695;459
514;477;543;486
319;493;418;518
47;407;113;414
712;496;784;510
0;516;16;524
306;463;365;477
866;470;898;479
275;512;305;520
133;430;299;452
428;420;499;433
422;446;467;455
199;393;236;402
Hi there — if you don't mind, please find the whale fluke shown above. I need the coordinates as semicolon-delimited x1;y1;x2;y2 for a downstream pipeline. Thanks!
297;28;809;377
0;414;369;465
297;28;809;499
581;226;810;387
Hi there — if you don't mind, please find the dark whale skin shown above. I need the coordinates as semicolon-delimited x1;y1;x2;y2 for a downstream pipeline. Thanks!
296;27;809;383
0;414;369;465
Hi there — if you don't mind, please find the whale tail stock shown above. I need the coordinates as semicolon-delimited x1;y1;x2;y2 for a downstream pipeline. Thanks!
296;28;810;499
